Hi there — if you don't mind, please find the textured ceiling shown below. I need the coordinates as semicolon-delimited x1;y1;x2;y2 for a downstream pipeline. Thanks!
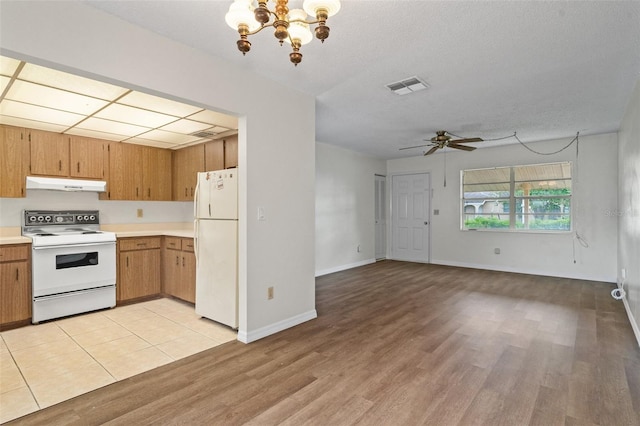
77;1;640;159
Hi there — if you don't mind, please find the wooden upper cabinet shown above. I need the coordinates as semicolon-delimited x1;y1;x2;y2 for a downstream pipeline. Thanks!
0;125;29;198
69;136;106;179
107;142;141;200
204;140;224;171
224;135;238;169
172;144;204;201
142;146;172;201
29;129;69;177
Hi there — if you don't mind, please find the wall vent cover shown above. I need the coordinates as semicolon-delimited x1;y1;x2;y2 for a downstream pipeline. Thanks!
386;76;429;95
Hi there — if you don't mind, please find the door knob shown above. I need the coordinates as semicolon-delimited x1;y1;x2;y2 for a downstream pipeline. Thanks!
424;221;429;225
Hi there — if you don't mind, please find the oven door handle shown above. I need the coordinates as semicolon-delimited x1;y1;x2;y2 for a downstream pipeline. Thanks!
33;242;116;250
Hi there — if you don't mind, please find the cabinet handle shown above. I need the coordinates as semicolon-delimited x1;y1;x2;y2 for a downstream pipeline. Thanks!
16;268;19;281
136;243;147;247
148;188;151;197
77;162;80;173
59;160;62;171
182;256;185;267
136;187;139;197
191;187;194;197
176;255;179;265
126;256;129;267
185;188;188;197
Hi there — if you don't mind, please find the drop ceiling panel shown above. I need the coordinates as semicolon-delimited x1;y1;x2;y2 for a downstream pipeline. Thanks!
6;80;109;115
95;103;177;128
0;57;20;77
118;91;202;117
0;115;69;133
0;75;11;94
63;127;129;141
188;109;238;129
125;137;176;149
159;119;213;134
0;100;84;126
76;116;150;137
18;63;128;100
136;129;203;144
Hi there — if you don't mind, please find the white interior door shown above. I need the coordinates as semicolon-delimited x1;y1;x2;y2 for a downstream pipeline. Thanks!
391;173;430;262
375;175;387;260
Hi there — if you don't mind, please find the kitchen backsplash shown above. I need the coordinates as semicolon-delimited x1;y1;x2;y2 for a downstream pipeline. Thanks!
0;191;192;227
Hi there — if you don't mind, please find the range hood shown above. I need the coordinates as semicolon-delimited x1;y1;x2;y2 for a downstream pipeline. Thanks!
26;176;107;192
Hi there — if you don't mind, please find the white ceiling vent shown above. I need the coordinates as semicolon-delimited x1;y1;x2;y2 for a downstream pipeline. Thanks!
386;76;429;95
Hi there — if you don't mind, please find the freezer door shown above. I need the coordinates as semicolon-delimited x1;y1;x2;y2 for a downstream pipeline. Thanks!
195;170;237;220
195;219;238;329
195;172;211;219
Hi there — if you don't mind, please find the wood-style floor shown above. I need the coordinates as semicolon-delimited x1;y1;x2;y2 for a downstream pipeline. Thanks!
8;261;640;425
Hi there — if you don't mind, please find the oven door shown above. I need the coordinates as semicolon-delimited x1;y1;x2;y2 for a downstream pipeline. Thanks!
32;241;116;297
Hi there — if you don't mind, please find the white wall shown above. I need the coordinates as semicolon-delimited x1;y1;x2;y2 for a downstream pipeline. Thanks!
387;133;618;282
315;142;386;276
618;77;640;344
0;1;317;342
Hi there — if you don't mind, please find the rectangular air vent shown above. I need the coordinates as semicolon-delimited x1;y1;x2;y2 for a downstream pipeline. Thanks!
386;76;429;95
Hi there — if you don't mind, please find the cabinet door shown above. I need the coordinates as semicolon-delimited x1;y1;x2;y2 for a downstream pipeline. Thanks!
0;125;28;198
29;129;69;176
69;136;106;179
108;143;142;200
119;249;161;301
173;144;204;201
204;140;224;171
143;146;172;201
162;237;181;297
224;136;238;169
0;260;31;324
181;250;196;303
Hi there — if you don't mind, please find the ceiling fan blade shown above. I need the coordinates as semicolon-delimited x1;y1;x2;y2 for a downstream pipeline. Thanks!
424;146;439;156
399;144;430;151
449;143;476;152
451;137;483;143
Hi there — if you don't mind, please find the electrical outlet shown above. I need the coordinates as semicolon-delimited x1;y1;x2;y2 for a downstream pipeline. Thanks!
494;248;500;254
137;209;143;218
268;286;274;300
357;244;361;253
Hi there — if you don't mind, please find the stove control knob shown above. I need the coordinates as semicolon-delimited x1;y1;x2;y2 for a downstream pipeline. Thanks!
77;215;83;221
83;215;89;221
29;216;37;222
37;216;44;222
89;215;96;221
55;216;64;223
44;216;52;222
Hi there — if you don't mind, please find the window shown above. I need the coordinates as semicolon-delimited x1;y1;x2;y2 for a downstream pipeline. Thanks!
462;162;571;231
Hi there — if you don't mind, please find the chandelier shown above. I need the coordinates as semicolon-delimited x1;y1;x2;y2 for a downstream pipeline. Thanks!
225;0;341;66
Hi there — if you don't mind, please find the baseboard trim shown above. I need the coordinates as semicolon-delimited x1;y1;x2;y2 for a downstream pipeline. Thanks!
315;258;376;277
620;282;640;348
237;309;317;344
431;259;616;283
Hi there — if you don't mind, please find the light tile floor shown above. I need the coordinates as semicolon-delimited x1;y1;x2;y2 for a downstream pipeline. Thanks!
0;298;236;423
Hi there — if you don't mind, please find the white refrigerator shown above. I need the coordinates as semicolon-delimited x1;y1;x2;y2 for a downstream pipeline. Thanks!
194;169;238;329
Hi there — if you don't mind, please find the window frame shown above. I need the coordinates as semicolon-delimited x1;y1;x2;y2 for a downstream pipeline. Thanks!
460;161;572;233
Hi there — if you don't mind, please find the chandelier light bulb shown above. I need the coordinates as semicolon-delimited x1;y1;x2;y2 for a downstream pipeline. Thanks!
225;0;260;32
303;0;341;18
286;9;313;46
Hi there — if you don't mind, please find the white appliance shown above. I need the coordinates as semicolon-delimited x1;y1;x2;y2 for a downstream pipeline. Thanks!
194;169;238;329
26;176;107;192
22;210;116;323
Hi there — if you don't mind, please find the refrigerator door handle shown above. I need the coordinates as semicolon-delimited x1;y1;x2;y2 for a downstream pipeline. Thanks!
194;175;200;218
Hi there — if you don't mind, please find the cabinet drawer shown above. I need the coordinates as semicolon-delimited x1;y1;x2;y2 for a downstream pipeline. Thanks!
181;238;194;252
119;237;161;251
164;237;181;250
0;244;30;262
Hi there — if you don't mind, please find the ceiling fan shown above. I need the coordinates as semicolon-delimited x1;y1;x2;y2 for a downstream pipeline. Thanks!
400;131;484;155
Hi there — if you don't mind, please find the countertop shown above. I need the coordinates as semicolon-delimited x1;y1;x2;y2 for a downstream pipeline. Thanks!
0;223;194;246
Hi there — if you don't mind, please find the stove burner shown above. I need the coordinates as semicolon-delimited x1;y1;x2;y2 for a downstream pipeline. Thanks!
82;231;102;234
35;233;56;236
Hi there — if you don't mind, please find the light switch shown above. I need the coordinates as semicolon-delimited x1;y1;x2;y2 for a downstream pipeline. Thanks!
257;207;265;221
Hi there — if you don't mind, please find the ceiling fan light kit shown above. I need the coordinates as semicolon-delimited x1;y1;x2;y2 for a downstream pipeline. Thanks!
225;0;341;66
399;131;484;156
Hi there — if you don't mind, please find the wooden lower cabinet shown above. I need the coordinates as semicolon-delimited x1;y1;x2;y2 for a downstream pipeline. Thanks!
162;237;195;303
117;237;161;302
0;244;31;326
